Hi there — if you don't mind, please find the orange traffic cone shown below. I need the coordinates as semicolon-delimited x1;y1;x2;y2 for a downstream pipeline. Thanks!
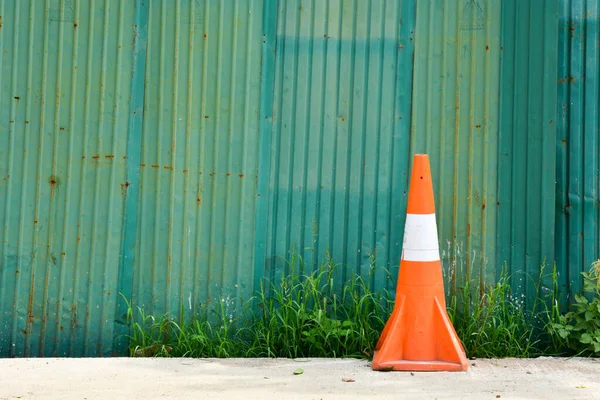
372;154;468;372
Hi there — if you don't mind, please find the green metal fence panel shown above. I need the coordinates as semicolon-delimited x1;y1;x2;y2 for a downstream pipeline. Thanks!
1;0;587;358
556;0;600;303
497;0;558;305
0;0;136;357
114;0;149;354
259;0;416;293
131;0;265;321
410;0;559;306
410;0;502;294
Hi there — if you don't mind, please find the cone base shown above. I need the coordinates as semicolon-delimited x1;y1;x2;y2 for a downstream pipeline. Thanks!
371;296;468;372
372;353;468;372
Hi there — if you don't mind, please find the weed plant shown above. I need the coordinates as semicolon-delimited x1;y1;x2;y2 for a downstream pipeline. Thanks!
247;253;392;358
547;259;600;356
447;265;563;358
124;252;596;359
124;252;393;358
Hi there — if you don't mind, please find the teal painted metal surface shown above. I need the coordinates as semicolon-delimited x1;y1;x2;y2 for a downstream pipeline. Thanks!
254;0;279;296
497;0;558;304
115;0;149;353
410;0;502;294
260;0;416;293
0;0;136;356
131;0;265;320
556;0;600;303
410;0;559;306
0;0;592;358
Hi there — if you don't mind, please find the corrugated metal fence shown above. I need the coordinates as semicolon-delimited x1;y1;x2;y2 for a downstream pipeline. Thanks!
260;0;416;299
0;0;136;357
0;0;597;357
411;0;502;295
128;0;266;341
556;0;600;303
411;0;559;306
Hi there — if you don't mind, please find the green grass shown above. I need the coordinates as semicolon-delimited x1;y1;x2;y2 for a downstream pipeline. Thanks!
124;253;392;358
447;264;564;358
123;253;579;359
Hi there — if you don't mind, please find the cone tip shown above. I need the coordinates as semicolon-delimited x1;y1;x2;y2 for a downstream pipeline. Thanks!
407;153;435;214
411;154;431;173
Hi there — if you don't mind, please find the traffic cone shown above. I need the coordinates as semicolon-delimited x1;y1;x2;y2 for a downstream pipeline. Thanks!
372;154;468;372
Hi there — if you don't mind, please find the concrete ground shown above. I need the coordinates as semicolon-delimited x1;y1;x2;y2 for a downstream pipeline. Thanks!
1;357;599;400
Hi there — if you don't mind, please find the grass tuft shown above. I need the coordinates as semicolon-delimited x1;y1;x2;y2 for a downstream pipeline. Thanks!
447;263;564;358
124;253;393;358
247;254;392;358
124;253;582;359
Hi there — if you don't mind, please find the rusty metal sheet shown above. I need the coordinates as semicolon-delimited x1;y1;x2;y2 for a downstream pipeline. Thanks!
410;0;502;294
1;0;582;358
0;0;136;357
409;0;559;307
129;0;266;321
257;0;417;294
556;0;600;303
496;0;559;305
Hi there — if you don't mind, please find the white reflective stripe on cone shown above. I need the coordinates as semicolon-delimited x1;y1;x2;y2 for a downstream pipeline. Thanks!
402;213;440;262
402;249;440;262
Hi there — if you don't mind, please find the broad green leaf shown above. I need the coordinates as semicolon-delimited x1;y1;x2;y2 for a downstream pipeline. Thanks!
580;333;592;344
575;319;587;329
585;311;595;322
594;342;600;354
575;294;588;305
574;304;587;314
583;280;595;293
558;329;569;339
294;368;304;375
